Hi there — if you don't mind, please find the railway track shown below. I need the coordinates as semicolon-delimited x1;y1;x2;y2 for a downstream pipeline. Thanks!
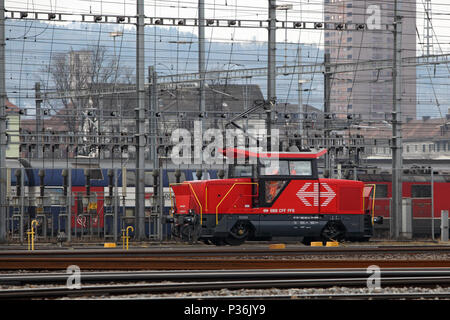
2;257;450;270
3;268;450;284
2;244;450;258
1;268;450;299
0;245;450;270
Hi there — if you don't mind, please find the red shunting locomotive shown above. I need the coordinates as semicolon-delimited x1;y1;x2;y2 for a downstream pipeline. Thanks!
170;148;381;245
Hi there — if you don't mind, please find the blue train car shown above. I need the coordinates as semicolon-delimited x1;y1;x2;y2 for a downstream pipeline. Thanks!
7;167;221;240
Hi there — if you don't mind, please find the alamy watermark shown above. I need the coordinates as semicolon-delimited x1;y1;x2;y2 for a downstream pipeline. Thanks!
170;120;280;169
366;5;381;30
366;265;381;291
66;265;81;289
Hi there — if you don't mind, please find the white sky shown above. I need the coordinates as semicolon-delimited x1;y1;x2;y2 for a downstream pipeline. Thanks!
5;1;450;118
7;0;450;51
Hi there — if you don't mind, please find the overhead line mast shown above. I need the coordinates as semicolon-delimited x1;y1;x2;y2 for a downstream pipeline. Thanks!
136;0;146;240
267;0;277;152
0;0;5;242
391;0;403;240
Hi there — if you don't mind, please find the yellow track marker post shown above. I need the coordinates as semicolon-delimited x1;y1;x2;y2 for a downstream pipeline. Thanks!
27;220;38;251
126;226;134;251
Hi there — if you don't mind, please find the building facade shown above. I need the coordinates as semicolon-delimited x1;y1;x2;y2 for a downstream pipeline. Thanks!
324;0;416;121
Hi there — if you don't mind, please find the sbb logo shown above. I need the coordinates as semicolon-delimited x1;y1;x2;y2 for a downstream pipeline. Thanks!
296;183;336;207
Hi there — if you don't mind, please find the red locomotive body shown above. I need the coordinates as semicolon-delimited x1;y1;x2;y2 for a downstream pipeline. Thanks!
170;148;379;245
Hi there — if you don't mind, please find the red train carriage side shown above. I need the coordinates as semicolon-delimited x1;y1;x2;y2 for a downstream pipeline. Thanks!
358;173;450;238
170;148;380;245
71;186;105;231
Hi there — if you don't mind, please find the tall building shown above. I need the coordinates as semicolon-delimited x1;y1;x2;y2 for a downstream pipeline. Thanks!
324;0;416;121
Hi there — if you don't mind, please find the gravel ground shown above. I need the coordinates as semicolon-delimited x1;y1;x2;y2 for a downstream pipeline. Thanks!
62;286;450;300
2;280;450;300
201;253;450;260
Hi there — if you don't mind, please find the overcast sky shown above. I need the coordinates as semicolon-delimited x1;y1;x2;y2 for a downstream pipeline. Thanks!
7;0;450;52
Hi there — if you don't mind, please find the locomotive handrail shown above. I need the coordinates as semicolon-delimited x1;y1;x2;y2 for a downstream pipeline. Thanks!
187;183;204;225
215;182;259;225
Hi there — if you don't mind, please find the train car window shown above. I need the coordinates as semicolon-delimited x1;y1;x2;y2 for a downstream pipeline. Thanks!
288;161;312;176
259;160;289;176
168;171;186;183
375;184;388;198
411;185;431;198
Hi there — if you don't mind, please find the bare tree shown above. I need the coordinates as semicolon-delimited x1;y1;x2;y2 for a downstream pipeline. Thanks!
41;45;135;157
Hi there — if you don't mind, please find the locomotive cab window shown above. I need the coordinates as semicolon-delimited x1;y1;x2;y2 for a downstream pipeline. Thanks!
259;160;289;176
259;160;314;177
289;160;312;176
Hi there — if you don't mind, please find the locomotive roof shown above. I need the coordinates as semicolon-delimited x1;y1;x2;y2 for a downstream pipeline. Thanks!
219;148;327;159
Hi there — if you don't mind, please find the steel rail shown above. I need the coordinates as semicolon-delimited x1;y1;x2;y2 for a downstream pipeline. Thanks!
2;276;450;299
1;245;450;270
2;268;450;285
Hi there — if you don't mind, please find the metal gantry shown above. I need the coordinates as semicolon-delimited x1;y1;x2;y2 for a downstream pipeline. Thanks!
5;10;395;32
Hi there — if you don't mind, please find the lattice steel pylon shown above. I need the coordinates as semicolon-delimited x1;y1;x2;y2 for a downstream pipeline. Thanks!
423;0;434;58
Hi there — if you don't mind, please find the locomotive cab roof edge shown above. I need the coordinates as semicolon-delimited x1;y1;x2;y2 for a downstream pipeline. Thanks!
218;147;328;160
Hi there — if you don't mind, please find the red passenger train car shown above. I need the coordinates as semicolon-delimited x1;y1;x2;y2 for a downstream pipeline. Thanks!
170;148;380;245
71;186;105;230
358;171;450;238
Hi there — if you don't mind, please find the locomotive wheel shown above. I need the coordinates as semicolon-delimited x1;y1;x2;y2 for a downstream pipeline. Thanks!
225;221;250;246
321;221;346;243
